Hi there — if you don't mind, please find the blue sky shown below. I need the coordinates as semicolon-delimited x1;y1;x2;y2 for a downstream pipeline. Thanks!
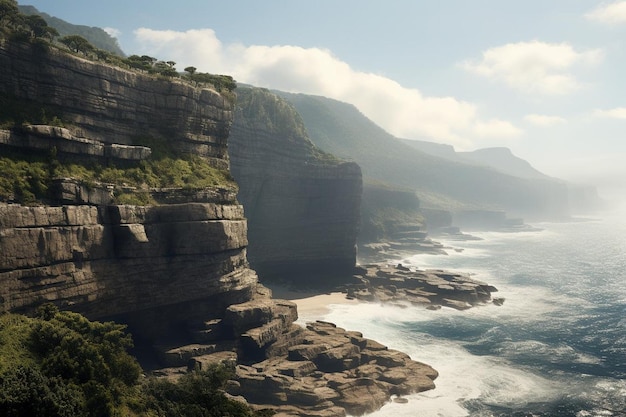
19;1;626;195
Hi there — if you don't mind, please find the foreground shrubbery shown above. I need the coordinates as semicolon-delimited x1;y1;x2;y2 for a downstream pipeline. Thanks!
0;306;269;417
0;306;140;416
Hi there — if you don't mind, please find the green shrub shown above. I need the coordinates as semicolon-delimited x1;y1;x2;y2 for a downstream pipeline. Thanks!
0;365;85;417
0;310;273;417
139;365;268;417
0;307;141;417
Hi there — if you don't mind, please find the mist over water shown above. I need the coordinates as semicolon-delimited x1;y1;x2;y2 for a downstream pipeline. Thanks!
300;209;626;416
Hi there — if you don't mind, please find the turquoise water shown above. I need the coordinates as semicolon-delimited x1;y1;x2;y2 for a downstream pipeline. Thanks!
303;208;626;416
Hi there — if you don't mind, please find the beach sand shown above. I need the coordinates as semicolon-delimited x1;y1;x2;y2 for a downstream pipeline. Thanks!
268;285;359;319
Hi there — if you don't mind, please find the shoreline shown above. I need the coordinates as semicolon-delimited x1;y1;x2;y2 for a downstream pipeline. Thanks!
267;285;359;317
268;260;502;318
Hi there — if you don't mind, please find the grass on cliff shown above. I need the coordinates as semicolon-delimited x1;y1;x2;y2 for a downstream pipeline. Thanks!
0;306;272;417
0;147;237;206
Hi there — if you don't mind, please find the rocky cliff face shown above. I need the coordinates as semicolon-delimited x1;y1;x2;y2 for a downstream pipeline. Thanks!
0;39;231;169
0;40;438;415
229;87;362;284
0;202;255;320
0;39;254;325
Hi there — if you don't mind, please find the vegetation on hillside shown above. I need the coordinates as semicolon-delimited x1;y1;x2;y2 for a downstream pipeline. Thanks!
0;91;237;206
18;4;125;56
0;306;271;417
235;87;340;163
277;91;570;215
0;141;237;205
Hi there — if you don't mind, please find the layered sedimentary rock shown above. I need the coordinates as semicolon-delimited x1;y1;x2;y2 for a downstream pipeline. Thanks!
155;285;438;417
229;87;362;283
346;263;501;310
0;125;152;162
0;39;232;168
0;202;256;320
0;39;252;323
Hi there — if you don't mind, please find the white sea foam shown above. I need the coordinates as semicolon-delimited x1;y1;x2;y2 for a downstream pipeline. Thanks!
301;218;626;415
315;303;563;417
497;340;602;365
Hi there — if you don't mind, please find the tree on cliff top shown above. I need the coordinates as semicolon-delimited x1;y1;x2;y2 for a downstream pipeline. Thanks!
0;0;19;28
59;34;94;54
1;0;58;41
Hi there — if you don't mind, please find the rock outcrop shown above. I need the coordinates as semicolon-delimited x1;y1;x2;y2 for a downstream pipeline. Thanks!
0;125;152;162
229;87;362;284
233;318;437;416
152;285;438;417
346;264;501;310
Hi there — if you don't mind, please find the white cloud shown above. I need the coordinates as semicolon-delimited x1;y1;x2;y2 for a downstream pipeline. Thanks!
592;107;626;119
460;41;603;95
133;28;521;150
524;114;567;127
472;119;523;138
103;27;121;38
586;1;626;25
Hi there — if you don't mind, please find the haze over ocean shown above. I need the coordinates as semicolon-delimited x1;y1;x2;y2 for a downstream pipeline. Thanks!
300;206;626;416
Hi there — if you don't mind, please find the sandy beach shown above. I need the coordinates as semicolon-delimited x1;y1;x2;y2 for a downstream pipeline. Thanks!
268;285;359;319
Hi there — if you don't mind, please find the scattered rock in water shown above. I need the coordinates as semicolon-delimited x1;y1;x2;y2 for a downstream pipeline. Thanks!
393;396;409;404
492;297;505;306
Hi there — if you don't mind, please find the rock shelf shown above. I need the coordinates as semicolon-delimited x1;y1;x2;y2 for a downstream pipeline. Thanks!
346;263;501;310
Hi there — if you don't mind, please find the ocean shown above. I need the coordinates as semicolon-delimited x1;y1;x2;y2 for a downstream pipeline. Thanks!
300;207;626;416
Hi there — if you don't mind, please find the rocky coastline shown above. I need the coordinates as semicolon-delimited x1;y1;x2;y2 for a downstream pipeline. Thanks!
0;37;503;417
147;284;439;417
202;261;501;416
345;263;502;310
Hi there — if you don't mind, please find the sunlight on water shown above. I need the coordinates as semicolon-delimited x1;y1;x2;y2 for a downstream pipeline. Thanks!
306;214;626;416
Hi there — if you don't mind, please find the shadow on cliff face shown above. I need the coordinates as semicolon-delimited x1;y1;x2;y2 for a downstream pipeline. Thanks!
252;259;362;293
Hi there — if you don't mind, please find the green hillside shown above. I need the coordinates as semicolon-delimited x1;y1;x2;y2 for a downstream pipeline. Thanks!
18;5;125;56
276;91;571;219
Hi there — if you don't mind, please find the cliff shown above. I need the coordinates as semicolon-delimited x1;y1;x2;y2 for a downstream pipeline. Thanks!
229;87;362;284
0;38;254;325
0;37;438;416
0;39;231;169
0;202;255;321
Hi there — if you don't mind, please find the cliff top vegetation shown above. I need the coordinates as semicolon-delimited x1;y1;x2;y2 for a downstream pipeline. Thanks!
1;0;235;96
236;86;342;164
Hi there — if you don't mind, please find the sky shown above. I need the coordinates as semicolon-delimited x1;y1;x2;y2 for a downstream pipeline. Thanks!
18;1;626;196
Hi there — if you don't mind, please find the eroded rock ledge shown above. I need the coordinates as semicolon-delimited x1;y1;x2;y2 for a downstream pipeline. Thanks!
346;263;502;310
152;285;437;417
